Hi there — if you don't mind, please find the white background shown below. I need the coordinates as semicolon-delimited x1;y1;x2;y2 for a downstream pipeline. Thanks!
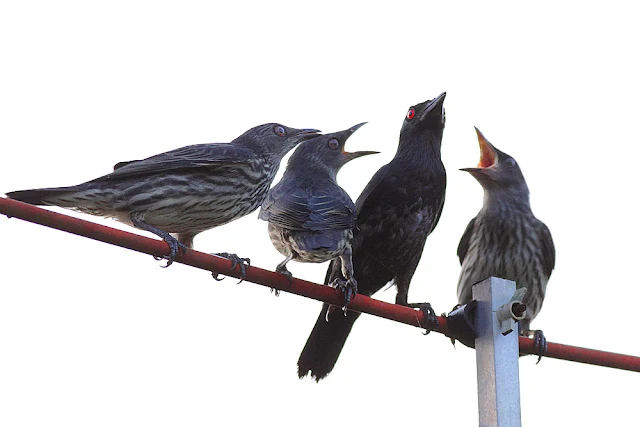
1;2;638;426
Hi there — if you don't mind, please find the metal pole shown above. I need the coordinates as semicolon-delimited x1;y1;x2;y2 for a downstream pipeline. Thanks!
473;277;522;427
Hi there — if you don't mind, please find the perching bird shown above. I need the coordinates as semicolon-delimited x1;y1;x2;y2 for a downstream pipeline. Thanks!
7;123;320;268
298;92;447;381
259;123;377;304
457;127;555;358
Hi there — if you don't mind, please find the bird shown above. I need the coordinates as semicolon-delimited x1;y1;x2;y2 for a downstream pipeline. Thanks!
297;92;447;381
259;123;377;304
456;127;555;359
6;123;320;271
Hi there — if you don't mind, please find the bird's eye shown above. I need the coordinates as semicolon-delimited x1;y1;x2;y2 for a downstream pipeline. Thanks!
274;126;286;137
406;108;415;120
504;158;516;168
328;138;340;150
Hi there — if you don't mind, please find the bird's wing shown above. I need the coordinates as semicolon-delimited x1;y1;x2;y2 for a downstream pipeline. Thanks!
457;217;477;265
354;163;391;213
354;162;446;235
260;184;356;231
427;180;447;234
538;221;556;278
113;160;138;170
93;143;255;181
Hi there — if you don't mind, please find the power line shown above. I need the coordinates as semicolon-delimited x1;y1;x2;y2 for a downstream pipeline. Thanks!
1;197;638;372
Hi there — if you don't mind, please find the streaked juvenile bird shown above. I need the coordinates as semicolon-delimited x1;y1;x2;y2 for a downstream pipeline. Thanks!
7;123;320;268
259;123;377;305
457;127;555;357
298;92;447;381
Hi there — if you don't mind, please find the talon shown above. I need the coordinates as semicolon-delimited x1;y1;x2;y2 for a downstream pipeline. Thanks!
329;277;357;309
408;302;439;335
444;311;457;347
213;252;250;283
129;217;187;268
532;330;548;364
270;288;281;297
211;272;225;281
159;238;188;268
275;264;293;291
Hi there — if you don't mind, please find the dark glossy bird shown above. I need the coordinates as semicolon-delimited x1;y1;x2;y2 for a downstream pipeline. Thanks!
259;123;377;304
298;92;447;381
457;127;555;358
7;123;320;268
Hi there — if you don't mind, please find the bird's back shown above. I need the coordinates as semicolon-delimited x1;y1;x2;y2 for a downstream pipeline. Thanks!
7;144;274;234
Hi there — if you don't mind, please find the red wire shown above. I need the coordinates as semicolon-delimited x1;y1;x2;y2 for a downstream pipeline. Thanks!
1;197;639;372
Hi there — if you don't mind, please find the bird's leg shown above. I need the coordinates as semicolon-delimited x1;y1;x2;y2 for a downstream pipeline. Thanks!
212;252;251;283
520;321;548;363
328;248;357;313
130;215;187;268
273;253;294;296
396;280;439;334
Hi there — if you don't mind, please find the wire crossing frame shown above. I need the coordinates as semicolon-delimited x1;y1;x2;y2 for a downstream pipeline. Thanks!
1;196;639;373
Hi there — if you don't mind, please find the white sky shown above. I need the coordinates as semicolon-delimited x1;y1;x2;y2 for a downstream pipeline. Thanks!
1;2;638;426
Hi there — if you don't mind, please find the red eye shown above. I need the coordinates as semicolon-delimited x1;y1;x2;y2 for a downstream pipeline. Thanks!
328;138;339;150
274;126;286;137
406;108;415;120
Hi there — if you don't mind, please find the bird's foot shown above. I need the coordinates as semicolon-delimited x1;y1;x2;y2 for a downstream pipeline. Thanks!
446;303;464;347
407;302;439;335
131;216;187;267
329;277;357;313
152;235;188;268
526;329;548;364
272;264;294;297
211;252;251;283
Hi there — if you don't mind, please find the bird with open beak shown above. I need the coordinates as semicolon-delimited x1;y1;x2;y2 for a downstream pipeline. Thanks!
259;123;377;306
457;127;556;360
298;92;447;381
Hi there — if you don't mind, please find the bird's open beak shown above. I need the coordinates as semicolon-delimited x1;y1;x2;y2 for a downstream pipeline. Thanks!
421;92;447;120
296;128;322;141
344;150;379;161
341;122;378;160
347;122;367;133
460;127;498;173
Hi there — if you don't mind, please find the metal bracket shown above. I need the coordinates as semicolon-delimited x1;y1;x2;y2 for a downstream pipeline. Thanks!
495;287;527;335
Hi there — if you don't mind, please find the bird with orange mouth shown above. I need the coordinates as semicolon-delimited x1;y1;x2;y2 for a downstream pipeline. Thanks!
457;127;555;360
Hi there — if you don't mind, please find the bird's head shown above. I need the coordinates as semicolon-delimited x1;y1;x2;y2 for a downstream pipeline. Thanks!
235;123;321;160
461;127;529;194
398;92;446;152
287;122;378;179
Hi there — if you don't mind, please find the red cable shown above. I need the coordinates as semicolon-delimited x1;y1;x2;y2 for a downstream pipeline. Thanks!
1;197;638;372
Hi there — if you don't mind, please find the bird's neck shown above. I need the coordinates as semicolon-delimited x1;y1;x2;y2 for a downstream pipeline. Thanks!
395;133;442;164
483;186;532;216
287;163;338;184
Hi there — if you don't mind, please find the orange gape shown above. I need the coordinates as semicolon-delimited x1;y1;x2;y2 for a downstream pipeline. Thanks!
478;142;496;168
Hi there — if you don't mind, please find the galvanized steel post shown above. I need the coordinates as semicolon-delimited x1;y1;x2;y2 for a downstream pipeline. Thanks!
473;277;522;427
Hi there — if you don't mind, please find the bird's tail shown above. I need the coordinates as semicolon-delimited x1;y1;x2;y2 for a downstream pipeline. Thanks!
7;186;80;206
297;303;361;381
6;185;90;208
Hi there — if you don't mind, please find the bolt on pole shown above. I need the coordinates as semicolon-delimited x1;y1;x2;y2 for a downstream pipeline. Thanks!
473;277;522;427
